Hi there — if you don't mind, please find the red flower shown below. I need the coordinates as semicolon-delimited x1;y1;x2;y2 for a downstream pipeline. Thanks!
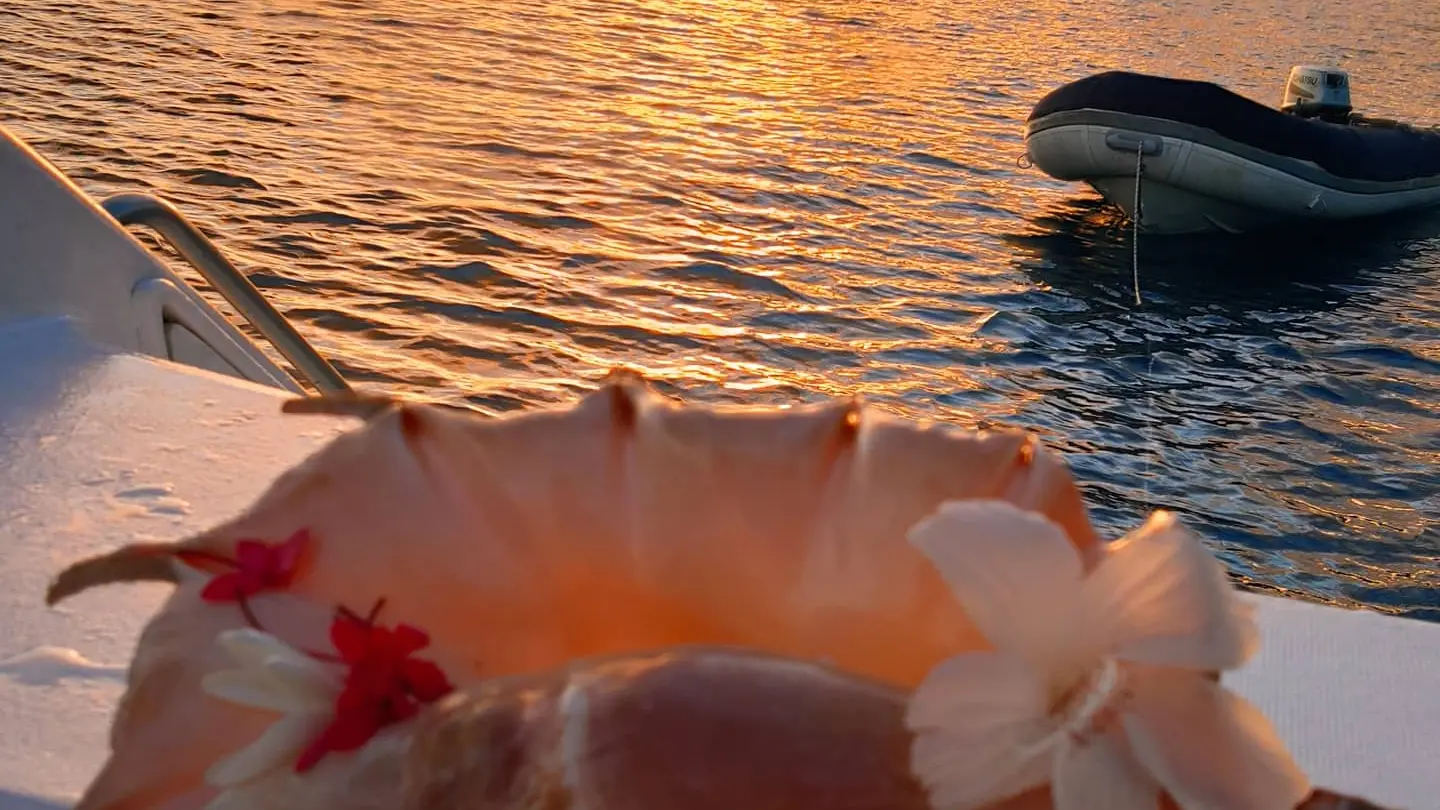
180;529;311;603
295;606;455;772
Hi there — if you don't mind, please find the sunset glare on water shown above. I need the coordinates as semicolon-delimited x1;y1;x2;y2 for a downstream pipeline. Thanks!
2;0;1437;619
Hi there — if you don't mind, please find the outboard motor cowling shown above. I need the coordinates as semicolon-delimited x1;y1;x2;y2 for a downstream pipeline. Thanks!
1281;65;1353;122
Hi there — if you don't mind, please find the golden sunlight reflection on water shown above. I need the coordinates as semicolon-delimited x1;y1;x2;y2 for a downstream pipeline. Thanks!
3;0;1439;618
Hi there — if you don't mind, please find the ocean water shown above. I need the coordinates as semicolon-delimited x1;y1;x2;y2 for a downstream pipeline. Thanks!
3;0;1437;619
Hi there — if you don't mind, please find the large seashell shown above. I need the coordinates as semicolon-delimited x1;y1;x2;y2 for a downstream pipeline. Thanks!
49;370;1101;810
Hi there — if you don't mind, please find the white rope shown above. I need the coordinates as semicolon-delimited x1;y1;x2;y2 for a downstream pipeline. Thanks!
1131;144;1143;306
1132;143;1156;499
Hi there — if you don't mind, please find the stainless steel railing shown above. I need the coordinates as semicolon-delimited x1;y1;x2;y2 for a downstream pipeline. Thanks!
102;193;352;396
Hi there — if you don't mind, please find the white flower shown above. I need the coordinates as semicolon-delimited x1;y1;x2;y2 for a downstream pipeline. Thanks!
199;629;344;810
904;500;1310;810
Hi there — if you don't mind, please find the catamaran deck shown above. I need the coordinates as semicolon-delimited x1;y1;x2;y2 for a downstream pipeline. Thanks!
0;316;351;808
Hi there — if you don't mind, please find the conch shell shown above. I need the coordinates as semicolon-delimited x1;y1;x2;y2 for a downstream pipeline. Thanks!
44;370;1351;810
49;369;1097;810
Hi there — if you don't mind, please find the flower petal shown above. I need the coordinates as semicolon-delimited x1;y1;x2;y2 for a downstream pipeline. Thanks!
906;651;1053;810
330;615;373;663
1122;666;1310;810
205;711;329;788
388;694;421;723
391;623;431;656
296;702;385;772
203;669;321;714
200;572;247;602
908;500;1087;667
234;540;272;572
1083;511;1257;671
216;629;299;671
401;658;453;702
1053;731;1159;810
261;655;344;707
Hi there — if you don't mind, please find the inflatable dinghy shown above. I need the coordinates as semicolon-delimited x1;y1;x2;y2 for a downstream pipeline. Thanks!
1024;68;1440;234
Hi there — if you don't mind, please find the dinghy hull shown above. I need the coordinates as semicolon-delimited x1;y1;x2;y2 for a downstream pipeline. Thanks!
1024;72;1440;234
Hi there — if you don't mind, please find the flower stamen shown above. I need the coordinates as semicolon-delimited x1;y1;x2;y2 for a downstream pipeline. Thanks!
1056;657;1129;747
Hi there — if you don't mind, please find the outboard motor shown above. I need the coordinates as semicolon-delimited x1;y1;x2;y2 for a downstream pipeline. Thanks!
1281;65;1353;123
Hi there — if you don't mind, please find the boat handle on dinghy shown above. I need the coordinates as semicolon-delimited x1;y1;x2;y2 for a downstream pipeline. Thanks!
102;193;353;396
1105;131;1164;156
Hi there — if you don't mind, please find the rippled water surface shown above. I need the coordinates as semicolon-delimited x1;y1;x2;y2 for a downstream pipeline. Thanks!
4;0;1438;618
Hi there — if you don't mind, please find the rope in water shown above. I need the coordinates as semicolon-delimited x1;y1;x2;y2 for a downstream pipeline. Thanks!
1131;143;1157;500
1131;143;1144;306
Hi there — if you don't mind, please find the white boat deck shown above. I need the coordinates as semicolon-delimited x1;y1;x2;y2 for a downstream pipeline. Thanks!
0;316;352;809
0;124;1437;810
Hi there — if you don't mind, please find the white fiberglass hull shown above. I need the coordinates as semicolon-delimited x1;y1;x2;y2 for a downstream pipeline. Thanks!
1026;114;1440;235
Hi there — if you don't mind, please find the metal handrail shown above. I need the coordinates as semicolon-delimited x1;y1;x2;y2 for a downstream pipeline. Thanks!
102;193;352;396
